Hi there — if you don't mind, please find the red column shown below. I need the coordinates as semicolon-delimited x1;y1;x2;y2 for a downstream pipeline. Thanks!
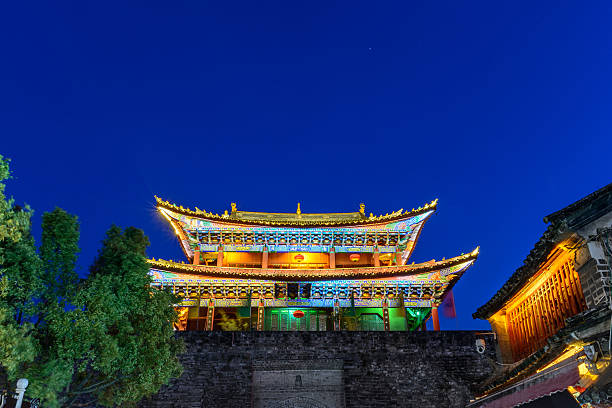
257;299;265;331
217;245;224;267
329;249;336;269
373;247;380;267
193;249;200;265
396;250;404;266
262;247;269;269
206;299;215;331
382;299;390;331
432;305;440;331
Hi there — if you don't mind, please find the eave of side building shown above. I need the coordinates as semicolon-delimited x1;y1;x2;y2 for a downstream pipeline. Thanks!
473;182;612;320
469;306;611;407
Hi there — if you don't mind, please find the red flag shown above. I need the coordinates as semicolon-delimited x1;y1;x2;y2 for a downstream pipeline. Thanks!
441;289;457;319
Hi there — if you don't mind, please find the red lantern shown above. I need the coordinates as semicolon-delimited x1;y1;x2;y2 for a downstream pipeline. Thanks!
349;254;360;262
294;254;304;262
293;310;305;318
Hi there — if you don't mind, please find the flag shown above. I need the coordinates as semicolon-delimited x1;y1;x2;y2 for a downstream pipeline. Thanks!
441;289;457;319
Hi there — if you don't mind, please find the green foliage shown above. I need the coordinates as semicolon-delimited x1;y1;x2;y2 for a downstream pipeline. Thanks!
40;207;80;305
0;155;41;386
0;155;183;407
58;226;184;407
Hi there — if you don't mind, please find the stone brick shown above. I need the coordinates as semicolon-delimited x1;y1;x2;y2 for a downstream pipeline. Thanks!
139;331;495;408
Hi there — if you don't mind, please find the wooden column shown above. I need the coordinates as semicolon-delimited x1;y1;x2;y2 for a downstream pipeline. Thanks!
216;245;224;267
431;305;440;331
206;298;215;331
193;249;200;265
421;321;427;331
382;299;390;331
373;247;380;267
329;249;336;269
333;299;341;331
257;298;265;331
396;250;403;266
262;246;269;269
196;282;201;331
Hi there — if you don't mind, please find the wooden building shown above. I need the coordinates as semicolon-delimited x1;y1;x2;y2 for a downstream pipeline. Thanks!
470;182;612;407
474;182;612;363
150;197;478;332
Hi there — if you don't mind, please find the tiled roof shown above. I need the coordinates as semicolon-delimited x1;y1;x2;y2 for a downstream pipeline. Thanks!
155;196;438;227
544;182;612;225
474;306;611;400
148;247;478;281
472;223;564;319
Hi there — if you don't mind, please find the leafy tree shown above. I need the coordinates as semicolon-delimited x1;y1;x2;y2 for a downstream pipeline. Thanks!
54;225;184;407
0;155;40;386
0;155;183;407
40;207;80;307
23;207;82;406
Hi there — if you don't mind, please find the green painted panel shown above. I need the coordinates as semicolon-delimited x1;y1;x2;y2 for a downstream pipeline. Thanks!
264;308;328;331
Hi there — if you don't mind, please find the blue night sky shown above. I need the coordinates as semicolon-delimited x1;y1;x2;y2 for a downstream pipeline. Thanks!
1;1;611;329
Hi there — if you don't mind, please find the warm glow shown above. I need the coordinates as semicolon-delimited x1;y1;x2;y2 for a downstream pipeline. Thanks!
160;208;181;236
537;346;582;373
492;239;586;362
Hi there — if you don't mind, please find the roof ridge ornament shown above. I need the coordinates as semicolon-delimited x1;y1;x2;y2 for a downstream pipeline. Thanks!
154;195;439;227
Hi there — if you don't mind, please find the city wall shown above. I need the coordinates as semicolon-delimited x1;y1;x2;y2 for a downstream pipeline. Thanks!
140;331;496;408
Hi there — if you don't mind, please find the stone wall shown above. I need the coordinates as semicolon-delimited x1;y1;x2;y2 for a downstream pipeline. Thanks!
140;331;496;408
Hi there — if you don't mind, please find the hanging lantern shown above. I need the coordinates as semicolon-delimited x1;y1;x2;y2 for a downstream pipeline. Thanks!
349;254;360;262
293;310;305;318
294;254;304;262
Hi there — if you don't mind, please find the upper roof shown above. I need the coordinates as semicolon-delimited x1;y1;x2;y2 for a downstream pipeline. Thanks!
473;182;612;320
155;196;438;228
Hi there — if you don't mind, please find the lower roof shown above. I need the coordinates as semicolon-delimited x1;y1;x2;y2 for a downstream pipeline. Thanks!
148;248;478;282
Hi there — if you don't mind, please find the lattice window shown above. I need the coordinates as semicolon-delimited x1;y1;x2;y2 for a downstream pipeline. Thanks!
506;253;586;360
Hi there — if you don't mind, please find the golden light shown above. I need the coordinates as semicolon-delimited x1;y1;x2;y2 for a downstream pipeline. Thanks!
350;254;360;262
159;208;181;236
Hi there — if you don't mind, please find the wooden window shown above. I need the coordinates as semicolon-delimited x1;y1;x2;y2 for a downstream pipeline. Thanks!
505;251;586;361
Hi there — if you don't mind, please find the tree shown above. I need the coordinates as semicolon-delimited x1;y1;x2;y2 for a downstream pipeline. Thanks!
0;155;40;387
57;226;183;407
0;155;183;407
40;207;80;307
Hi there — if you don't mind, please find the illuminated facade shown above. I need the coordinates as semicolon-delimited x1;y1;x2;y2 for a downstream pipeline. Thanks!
150;196;478;331
470;182;612;408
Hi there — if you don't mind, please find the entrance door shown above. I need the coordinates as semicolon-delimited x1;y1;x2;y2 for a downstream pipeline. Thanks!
269;310;327;331
359;313;384;331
